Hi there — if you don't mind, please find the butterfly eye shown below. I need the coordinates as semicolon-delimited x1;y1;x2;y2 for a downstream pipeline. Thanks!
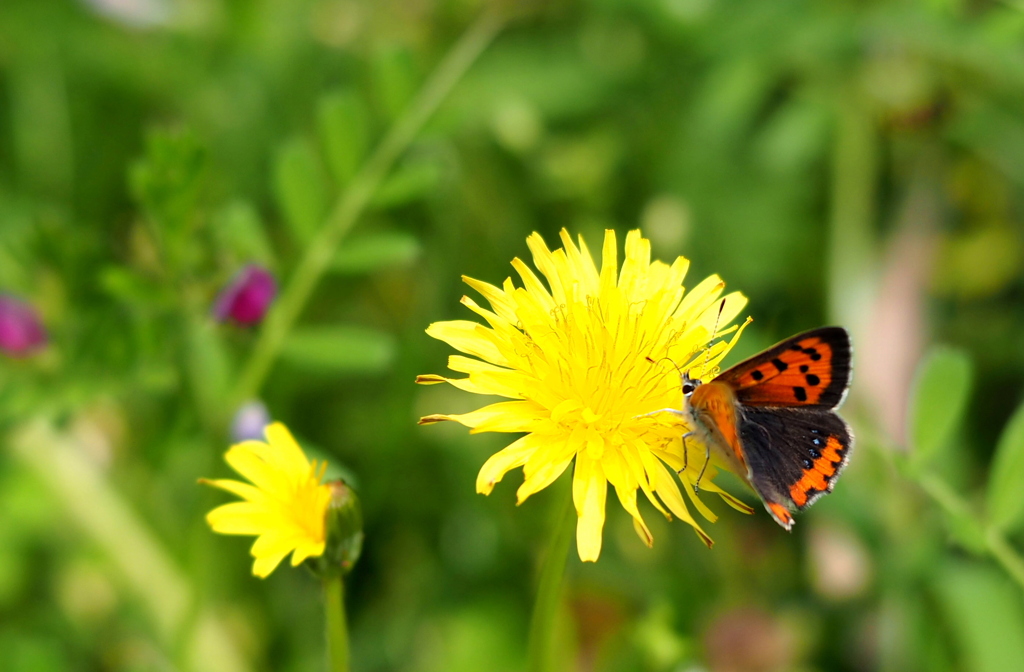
682;381;696;395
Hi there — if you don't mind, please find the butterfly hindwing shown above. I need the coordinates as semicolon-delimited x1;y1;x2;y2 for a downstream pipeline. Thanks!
738;406;853;529
714;326;851;409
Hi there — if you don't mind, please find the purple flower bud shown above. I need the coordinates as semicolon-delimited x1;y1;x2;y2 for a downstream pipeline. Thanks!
231;400;272;443
213;265;277;326
0;294;47;358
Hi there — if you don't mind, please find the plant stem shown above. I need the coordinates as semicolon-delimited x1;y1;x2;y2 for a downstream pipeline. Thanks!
917;471;1024;592
526;488;576;672
986;528;1024;591
9;419;251;672
232;8;506;404
324;574;349;672
987;528;1024;594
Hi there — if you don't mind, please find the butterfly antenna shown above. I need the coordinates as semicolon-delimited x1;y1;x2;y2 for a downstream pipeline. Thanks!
698;298;727;380
645;355;683;375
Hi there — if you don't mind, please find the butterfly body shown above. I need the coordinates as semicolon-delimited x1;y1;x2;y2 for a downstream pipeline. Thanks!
684;382;746;475
682;326;853;530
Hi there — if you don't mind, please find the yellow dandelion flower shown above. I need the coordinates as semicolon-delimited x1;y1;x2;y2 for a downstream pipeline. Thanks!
202;422;332;578
418;229;754;561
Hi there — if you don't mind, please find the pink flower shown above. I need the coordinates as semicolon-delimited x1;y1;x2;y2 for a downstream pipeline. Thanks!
0;294;47;358
213;265;277;326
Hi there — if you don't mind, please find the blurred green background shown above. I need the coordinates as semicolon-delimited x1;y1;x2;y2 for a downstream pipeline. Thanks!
5;0;1024;671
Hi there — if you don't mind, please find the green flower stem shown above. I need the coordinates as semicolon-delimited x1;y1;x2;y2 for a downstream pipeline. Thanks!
526;488;576;672
917;471;1024;592
324;574;350;672
231;7;506;404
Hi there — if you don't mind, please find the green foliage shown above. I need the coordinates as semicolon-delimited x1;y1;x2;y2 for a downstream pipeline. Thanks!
333;231;420;274
372;160;444;209
129;127;207;235
909;347;973;472
212;202;277;269
318;90;372;188
281;326;395;374
987;399;1024;532
4;0;1024;671
273;137;329;244
372;45;419;120
934;562;1024;672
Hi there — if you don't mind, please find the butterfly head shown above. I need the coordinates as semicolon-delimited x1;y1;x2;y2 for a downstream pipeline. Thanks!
681;371;702;398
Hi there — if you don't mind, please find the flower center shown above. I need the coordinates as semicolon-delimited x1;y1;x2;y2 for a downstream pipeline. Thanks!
535;296;691;444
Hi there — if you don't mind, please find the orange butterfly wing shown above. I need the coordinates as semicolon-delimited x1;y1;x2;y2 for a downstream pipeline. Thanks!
712;327;851;408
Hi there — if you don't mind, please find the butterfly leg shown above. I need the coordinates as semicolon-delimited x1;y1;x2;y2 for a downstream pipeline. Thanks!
679;432;695;473
636;408;686;420
695;443;711;493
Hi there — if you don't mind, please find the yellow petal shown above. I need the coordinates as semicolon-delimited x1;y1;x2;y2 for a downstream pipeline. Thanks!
517;455;573;504
525;233;565;306
604;450;652;547
651;458;713;547
462;275;518;324
619;230;652;302
692;291;747;336
699;479;755;514
434;400;547;433
223;445;288;500
448;356;525;399
599;229;618;295
698;316;753;375
201;477;266;503
573;455;608;562
621;439;670;519
674;274;724;324
290;539;326;566
252;549;290;578
477;435;537;494
421;372;497;396
206;502;271;535
426;320;508;366
559;229;600;296
264;422;312;480
511;257;555;312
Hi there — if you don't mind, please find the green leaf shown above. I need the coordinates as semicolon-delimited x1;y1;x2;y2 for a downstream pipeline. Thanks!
933;561;1024;672
987;399;1024;531
908;347;973;471
333;231;420;274
371;160;442;209
99;267;174;310
211;200;275;267
273;138;328;243
317;90;371;188
371;45;419;120
281;326;395;374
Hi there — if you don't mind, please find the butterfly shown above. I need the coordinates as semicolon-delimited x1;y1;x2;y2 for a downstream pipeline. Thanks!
654;326;853;530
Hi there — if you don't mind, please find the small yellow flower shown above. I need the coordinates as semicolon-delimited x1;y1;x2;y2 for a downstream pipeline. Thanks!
418;229;753;561
202;423;332;578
